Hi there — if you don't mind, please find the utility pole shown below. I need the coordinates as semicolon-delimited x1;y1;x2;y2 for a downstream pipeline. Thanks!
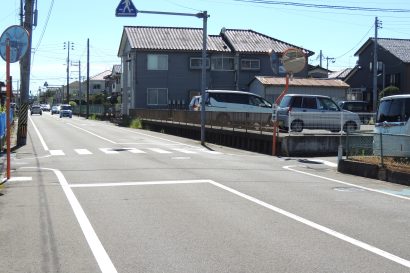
86;39;90;119
64;41;74;103
71;60;82;115
325;56;335;71
372;17;382;111
17;0;35;146
319;50;323;67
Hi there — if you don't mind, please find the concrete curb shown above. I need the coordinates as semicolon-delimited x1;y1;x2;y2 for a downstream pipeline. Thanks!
338;159;410;186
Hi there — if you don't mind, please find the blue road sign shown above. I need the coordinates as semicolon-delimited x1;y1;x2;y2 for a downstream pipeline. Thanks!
0;25;29;63
116;0;138;17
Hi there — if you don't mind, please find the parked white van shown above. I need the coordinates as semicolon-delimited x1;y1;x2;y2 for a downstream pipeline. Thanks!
373;94;410;157
190;90;273;126
205;90;272;112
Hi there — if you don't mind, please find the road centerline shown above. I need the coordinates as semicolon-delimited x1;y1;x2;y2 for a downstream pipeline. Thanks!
67;123;117;144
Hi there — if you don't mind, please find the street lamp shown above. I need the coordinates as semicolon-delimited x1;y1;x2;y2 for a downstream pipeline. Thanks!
117;6;209;144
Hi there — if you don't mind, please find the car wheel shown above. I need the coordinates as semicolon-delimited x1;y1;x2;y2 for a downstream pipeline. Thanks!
343;121;357;133
290;120;303;132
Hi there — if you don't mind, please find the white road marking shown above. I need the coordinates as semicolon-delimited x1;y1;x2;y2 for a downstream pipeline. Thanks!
28;167;118;273
68;123;117;144
208;180;410;269
29;116;49;151
63;176;410;269
69;180;212;188
126;148;146;154
284;165;410;201
172;148;197;154
75;149;93;155
308;159;338;167
49;150;65;156
99;148;119;154
7;176;32;182
148;148;172;154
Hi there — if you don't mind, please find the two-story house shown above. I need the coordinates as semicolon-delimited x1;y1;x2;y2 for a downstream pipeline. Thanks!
117;26;313;114
346;38;410;110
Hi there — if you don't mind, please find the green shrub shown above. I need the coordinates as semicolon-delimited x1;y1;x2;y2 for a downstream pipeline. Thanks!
379;86;399;99
129;118;142;129
89;114;97;120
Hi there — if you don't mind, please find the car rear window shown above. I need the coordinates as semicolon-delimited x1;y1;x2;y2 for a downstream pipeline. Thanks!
377;98;410;123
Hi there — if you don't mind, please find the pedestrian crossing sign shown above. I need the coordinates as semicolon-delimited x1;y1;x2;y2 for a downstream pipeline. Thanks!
116;0;138;17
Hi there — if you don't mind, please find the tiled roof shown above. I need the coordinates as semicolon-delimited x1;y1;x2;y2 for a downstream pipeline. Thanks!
124;26;230;52
377;38;410;63
328;68;352;79
355;38;410;63
121;26;313;55
255;76;349;88
91;70;112;81
222;29;314;56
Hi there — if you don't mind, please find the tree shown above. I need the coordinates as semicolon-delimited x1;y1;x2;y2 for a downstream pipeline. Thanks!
379;86;399;99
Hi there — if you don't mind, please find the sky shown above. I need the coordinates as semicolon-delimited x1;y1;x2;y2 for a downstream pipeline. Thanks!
1;0;410;93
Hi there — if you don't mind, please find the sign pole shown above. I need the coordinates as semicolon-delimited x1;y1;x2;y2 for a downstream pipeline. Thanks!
6;39;11;179
272;74;289;156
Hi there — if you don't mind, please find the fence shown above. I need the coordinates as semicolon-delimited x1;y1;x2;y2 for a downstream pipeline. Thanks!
72;104;105;116
130;109;273;134
0;109;15;151
345;132;410;174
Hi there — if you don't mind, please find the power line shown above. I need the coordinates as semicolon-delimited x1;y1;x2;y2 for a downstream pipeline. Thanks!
232;0;410;13
334;24;374;59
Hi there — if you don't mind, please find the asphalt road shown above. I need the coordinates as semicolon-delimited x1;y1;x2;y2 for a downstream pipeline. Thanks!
1;112;409;273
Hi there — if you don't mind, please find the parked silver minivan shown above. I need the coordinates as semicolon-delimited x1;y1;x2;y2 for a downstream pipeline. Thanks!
373;94;410;157
275;94;361;132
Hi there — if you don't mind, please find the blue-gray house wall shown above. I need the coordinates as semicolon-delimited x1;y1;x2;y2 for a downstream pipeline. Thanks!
130;51;308;109
131;51;282;108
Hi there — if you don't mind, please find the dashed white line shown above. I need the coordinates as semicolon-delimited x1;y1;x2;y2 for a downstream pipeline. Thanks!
126;148;146;154
75;149;93;155
172;148;197;154
99;148;119;154
49;150;65;156
148;148;172;154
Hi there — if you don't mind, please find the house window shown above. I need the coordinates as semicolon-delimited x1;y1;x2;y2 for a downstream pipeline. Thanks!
93;84;101;90
147;54;168;70
211;56;235;71
147;88;168;105
387;73;401;87
190;57;210;69
241;59;260;70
